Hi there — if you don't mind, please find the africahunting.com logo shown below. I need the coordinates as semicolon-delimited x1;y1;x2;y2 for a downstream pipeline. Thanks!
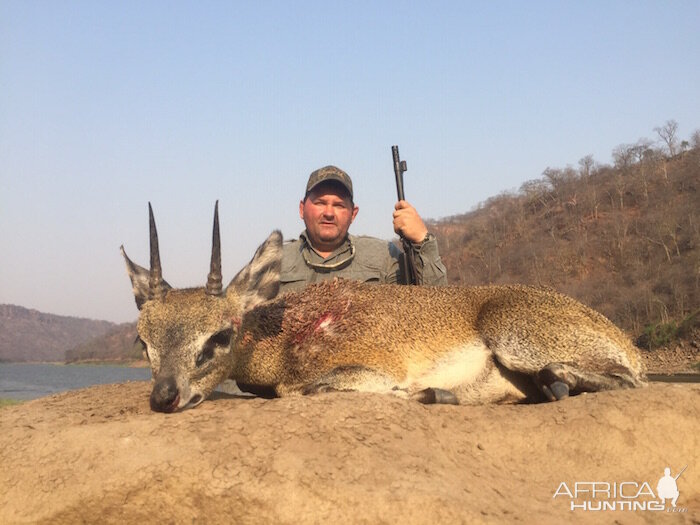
553;466;688;512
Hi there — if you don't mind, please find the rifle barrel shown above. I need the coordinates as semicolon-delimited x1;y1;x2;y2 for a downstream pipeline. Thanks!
674;465;687;480
392;145;406;202
390;145;417;285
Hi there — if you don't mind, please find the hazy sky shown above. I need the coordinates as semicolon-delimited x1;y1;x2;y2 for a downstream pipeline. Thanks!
1;1;699;323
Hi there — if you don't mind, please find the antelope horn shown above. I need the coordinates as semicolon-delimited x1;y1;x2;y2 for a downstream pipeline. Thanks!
148;202;166;300
205;200;223;296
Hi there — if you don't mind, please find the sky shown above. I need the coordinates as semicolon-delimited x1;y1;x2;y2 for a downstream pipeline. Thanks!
1;1;699;323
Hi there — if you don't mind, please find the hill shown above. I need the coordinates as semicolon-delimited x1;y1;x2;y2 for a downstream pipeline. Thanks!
64;322;143;364
429;124;699;351
0;304;117;362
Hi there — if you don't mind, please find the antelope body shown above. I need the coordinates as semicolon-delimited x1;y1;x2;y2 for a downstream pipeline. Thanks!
122;204;646;412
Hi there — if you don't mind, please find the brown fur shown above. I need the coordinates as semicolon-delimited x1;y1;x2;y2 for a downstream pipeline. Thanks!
232;279;646;404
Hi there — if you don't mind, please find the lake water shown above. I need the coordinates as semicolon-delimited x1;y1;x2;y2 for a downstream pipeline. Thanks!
0;363;152;400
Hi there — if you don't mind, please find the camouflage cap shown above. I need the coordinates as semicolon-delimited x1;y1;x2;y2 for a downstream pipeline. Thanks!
305;165;353;200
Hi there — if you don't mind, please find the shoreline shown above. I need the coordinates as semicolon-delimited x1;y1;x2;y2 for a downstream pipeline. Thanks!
1;360;149;368
0;362;152;404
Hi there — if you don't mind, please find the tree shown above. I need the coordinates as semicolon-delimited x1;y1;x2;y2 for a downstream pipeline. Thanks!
691;129;700;149
631;138;654;163
612;144;635;170
630;138;654;201
654;119;679;157
578;155;595;179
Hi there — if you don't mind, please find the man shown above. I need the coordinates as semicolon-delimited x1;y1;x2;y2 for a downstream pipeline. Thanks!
657;467;681;508
280;165;447;293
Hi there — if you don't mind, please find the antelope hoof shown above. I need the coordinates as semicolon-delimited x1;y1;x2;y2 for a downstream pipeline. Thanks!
537;364;576;402
549;381;570;400
411;388;459;405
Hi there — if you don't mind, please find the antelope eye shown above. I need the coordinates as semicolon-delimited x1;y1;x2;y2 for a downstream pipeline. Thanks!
134;336;150;361
195;328;233;367
195;346;215;367
209;328;233;347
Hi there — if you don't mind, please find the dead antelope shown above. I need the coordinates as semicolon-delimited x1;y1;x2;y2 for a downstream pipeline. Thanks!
122;204;646;412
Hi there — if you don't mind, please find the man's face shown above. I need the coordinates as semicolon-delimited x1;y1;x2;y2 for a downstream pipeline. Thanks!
299;182;359;253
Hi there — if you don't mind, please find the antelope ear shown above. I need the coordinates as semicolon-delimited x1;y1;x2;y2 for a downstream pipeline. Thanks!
121;246;171;310
226;230;283;312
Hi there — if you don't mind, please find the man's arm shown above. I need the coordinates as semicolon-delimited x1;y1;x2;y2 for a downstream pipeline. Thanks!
409;233;447;286
391;200;447;286
383;236;447;286
383;233;447;286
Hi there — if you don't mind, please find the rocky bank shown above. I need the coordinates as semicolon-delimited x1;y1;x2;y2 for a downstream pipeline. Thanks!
1;382;698;524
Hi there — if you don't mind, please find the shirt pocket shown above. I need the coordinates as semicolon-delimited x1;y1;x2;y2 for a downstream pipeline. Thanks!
279;268;309;294
345;260;383;283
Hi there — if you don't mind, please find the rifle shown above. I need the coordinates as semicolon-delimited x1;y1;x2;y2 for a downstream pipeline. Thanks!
392;145;419;285
674;465;687;480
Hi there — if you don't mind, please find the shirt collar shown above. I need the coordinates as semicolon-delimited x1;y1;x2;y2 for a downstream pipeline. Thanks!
299;231;355;267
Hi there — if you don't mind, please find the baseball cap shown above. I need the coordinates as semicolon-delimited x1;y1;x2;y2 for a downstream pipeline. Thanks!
305;165;353;200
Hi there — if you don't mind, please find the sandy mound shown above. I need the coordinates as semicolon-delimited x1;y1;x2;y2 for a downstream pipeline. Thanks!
1;382;698;524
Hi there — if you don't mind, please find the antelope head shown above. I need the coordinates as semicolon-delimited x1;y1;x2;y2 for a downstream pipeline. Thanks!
121;202;282;412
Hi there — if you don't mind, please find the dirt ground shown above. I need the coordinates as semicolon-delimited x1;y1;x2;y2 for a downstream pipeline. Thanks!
641;337;699;375
1;380;698;524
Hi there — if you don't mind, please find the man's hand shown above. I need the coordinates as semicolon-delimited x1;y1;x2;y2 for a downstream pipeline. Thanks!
393;201;429;244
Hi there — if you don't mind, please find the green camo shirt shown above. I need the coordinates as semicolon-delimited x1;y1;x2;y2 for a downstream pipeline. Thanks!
279;231;448;294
